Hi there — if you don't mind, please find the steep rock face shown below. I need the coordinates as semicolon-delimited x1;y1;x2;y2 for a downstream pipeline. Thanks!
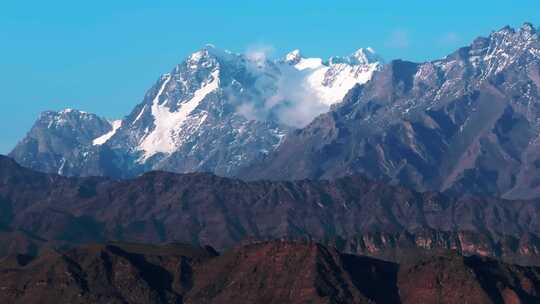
246;23;540;199
2;155;540;263
1;241;539;304
322;229;540;266
0;242;217;304
9;109;116;177
10;47;382;178
397;253;540;304
186;242;373;303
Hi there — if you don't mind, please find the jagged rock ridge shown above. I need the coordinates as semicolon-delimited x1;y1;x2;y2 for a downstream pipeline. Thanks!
245;23;540;199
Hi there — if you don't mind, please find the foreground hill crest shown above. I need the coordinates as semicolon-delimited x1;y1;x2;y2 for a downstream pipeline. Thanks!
1;240;540;304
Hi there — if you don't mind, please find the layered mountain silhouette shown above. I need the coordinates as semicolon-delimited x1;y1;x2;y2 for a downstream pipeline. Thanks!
6;16;540;304
2;154;540;265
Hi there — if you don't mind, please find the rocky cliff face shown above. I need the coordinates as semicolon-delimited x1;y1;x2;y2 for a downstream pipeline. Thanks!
1;241;539;304
325;229;540;266
9;109;117;177
245;23;540;200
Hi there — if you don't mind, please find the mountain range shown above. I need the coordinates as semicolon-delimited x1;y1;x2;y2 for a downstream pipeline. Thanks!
2;154;540;265
10;46;382;178
245;23;540;200
11;23;540;201
5;22;540;303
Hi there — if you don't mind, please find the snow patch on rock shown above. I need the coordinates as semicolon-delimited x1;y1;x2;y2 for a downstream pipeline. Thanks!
137;70;220;160
93;120;122;146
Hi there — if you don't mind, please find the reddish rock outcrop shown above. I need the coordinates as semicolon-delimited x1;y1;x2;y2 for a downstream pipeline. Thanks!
1;241;539;304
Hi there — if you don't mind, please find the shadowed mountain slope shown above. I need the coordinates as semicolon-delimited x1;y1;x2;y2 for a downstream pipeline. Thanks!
2;155;540;264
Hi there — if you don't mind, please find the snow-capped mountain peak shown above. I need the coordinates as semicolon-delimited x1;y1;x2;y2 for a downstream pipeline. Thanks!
118;45;383;167
11;24;540;201
285;48;383;106
350;47;382;65
520;22;537;35
12;44;384;178
40;109;106;130
471;23;540;79
327;47;382;66
285;49;302;64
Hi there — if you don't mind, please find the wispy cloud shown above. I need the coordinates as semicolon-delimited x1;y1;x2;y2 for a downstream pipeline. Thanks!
437;32;461;46
245;44;275;67
385;29;410;49
233;44;332;128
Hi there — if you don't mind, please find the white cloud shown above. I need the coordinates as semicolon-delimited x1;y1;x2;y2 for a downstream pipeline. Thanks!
245;44;275;68
438;32;460;46
264;64;328;127
232;46;332;128
385;29;410;49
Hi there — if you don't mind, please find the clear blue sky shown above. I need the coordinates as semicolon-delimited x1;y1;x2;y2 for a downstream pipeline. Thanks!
1;0;539;154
